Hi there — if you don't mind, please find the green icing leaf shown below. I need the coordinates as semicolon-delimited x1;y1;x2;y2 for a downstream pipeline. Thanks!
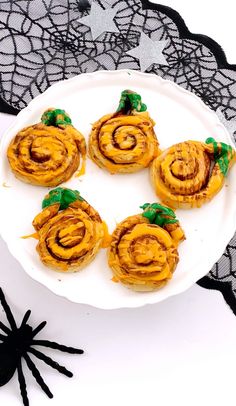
205;137;233;176
117;90;147;114
41;109;72;127
142;209;156;223
42;187;83;210
140;203;176;218
141;203;178;227
205;137;218;156
42;187;63;208
140;203;150;210
154;213;165;227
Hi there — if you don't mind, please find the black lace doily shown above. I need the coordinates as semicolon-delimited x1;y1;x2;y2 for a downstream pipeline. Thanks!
1;0;236;314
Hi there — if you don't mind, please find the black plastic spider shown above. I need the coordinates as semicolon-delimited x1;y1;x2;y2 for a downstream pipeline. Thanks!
0;288;84;406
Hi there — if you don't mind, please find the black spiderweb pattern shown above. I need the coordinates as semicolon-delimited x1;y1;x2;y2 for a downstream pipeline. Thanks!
1;0;236;313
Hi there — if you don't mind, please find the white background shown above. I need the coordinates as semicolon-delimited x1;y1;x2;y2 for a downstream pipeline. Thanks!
1;1;236;405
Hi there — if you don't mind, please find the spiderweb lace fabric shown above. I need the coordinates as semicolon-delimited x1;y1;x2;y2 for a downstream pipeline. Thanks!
1;0;236;313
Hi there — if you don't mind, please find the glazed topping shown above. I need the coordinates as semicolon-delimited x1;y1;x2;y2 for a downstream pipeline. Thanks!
41;108;72;127
108;213;183;291
35;196;104;272
101;221;112;248
140;203;178;227
205;137;233;176
117;90;147;114
42;187;84;210
150;140;227;209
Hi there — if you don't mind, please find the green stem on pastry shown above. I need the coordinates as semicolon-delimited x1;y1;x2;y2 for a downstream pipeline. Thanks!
205;137;233;176
41;109;72;127
116;90;147;114
140;203;178;227
42;187;84;210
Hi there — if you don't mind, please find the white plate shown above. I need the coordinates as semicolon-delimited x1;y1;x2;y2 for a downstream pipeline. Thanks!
0;69;236;309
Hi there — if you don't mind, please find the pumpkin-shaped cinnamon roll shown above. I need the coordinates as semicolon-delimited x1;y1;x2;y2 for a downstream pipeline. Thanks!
150;138;235;209
108;203;185;291
7;108;86;186
33;187;106;272
89;90;160;173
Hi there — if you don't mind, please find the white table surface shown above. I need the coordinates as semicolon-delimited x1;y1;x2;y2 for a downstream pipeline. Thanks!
1;1;236;405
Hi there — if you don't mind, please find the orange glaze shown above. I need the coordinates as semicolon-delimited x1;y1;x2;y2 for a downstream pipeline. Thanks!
111;276;119;283
89;111;160;174
76;155;86;177
21;232;39;240
7;120;86;187
150;140;236;209
101;221;112;248
32;198;105;272
108;214;185;292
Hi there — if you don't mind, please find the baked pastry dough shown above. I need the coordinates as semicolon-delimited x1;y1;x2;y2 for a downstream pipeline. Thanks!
108;203;185;291
33;187;105;272
7;108;86;186
89;90;160;173
150;138;235;209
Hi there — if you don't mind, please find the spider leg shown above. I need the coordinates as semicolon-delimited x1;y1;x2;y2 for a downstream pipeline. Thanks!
0;321;11;334
20;310;31;328
23;353;53;399
28;348;73;377
0;288;17;330
0;333;7;341
17;359;29;406
32;340;84;354
32;321;47;337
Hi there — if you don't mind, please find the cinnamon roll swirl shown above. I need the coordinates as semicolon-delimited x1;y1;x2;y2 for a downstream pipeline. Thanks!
7;108;86;186
33;187;105;272
108;203;185;291
89;90;160;174
150;138;235;209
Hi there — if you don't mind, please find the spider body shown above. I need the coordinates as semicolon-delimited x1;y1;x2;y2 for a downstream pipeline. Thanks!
0;315;35;386
0;288;84;406
0;341;18;385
